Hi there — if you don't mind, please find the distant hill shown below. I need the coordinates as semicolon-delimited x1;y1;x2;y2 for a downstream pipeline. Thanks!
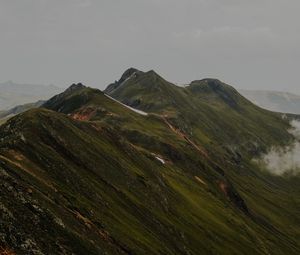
239;89;300;114
0;100;45;124
0;81;62;110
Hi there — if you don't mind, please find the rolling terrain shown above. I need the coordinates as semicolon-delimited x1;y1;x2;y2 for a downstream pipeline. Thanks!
0;69;299;254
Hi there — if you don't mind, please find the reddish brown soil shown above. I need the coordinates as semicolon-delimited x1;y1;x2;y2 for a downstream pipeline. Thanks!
0;247;15;255
161;115;209;158
218;180;229;197
71;107;97;121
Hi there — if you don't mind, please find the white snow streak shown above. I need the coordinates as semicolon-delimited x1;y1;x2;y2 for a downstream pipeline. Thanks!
155;156;165;164
105;94;148;116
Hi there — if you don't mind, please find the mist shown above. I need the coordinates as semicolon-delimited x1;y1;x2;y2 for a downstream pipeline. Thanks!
1;1;300;93
257;120;300;175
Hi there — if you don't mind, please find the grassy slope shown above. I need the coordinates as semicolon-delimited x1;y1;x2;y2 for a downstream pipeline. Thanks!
105;71;300;251
106;71;292;148
0;77;299;254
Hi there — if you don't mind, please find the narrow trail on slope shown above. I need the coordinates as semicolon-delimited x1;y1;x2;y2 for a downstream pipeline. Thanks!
159;114;209;158
102;95;208;157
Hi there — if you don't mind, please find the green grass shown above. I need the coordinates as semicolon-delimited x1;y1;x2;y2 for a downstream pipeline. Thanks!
0;75;299;254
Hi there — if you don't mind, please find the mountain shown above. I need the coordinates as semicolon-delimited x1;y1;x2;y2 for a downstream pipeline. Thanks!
105;70;292;152
239;89;300;114
0;81;62;110
0;70;299;254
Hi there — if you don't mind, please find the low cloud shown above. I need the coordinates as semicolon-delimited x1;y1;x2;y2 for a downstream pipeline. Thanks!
256;120;300;175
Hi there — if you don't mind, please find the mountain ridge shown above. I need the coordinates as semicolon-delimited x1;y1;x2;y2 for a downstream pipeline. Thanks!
0;70;299;254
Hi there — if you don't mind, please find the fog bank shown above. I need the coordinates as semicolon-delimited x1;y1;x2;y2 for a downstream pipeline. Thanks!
257;120;300;175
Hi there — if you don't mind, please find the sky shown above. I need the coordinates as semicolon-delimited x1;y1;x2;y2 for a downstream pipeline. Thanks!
0;0;300;93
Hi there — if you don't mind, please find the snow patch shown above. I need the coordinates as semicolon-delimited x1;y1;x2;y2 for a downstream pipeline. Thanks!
155;156;165;164
105;94;148;116
4;114;16;119
114;72;137;91
195;176;206;185
121;74;134;86
20;133;26;142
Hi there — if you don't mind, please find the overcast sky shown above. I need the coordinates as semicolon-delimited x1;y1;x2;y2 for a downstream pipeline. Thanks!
0;0;299;93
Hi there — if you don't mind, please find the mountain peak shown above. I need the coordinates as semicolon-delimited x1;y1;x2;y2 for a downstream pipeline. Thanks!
189;78;239;93
145;69;163;79
119;68;141;84
65;83;86;93
42;83;94;113
188;79;246;110
104;68;143;94
190;78;223;88
146;69;158;75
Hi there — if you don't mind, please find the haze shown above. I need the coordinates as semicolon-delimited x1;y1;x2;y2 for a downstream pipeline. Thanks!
0;0;299;93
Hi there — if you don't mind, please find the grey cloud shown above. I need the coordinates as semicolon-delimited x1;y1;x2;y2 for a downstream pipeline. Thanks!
0;0;299;93
256;120;300;176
